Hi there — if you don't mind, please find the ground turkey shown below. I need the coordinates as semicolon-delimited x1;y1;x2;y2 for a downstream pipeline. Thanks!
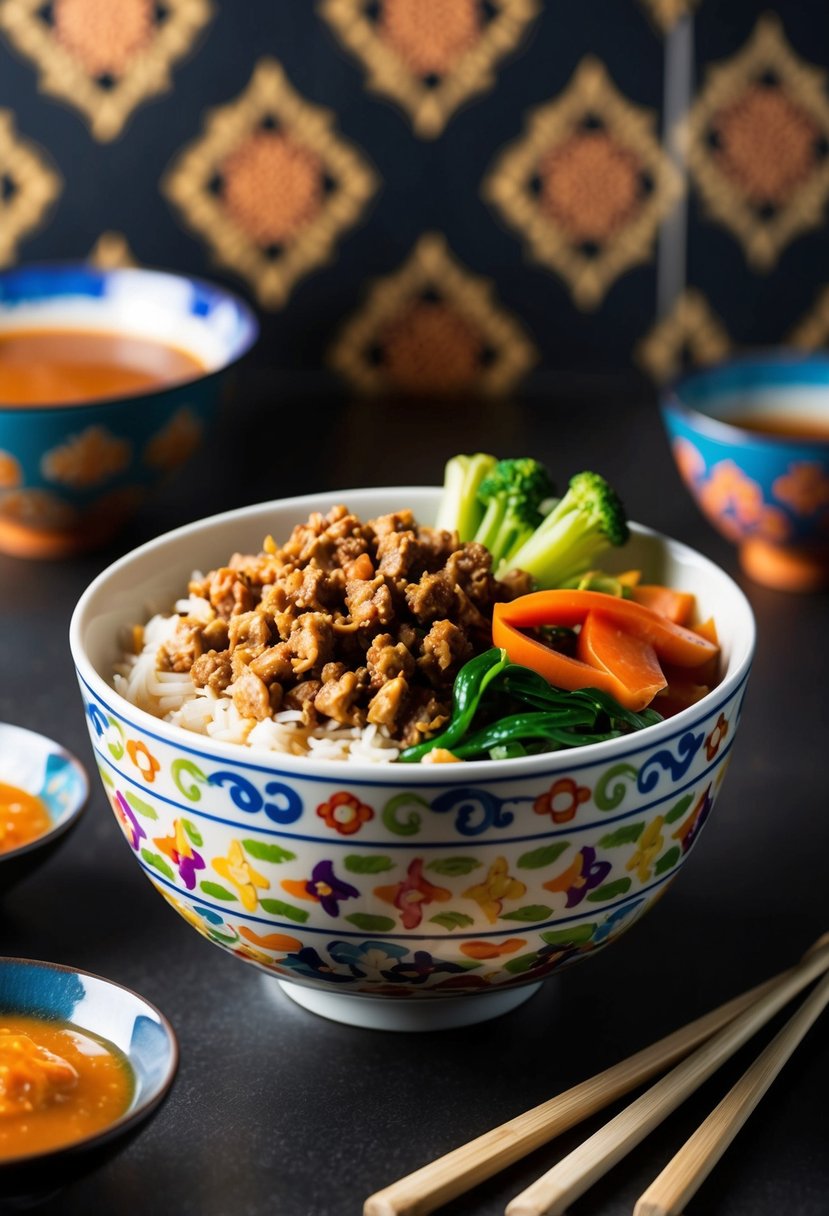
162;504;521;746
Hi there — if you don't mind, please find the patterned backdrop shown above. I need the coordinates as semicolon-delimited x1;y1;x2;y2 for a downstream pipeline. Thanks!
2;0;829;396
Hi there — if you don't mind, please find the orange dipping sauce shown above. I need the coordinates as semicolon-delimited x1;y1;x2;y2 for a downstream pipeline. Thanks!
0;330;205;406
0;782;52;853
0;1018;133;1158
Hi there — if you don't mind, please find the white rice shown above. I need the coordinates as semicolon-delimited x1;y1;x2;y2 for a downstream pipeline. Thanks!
113;610;402;763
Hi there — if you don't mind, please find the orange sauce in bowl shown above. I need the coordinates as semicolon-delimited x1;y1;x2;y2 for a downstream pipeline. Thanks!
0;783;52;853
727;412;829;441
0;1018;133;1158
0;330;205;406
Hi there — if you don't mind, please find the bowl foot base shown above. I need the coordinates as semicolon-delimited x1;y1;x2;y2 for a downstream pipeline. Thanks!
739;538;829;592
270;979;544;1031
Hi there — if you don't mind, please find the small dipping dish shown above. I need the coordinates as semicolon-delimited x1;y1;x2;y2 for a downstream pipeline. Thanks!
0;957;178;1206
662;352;829;591
0;722;88;892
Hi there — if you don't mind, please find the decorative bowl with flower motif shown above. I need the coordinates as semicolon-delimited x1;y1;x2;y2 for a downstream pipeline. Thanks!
69;487;755;1031
662;352;829;591
0;264;258;559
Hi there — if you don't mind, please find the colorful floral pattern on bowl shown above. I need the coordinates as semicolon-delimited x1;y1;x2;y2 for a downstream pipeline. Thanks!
69;487;756;1025
0;264;258;559
0;721;89;890
662;353;829;591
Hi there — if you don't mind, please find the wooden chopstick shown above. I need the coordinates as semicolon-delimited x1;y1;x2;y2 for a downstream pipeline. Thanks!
504;935;829;1216
633;968;829;1216
362;934;827;1216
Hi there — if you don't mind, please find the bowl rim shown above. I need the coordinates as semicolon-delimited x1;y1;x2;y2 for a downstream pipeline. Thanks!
0;722;89;866
69;486;757;782
0;260;259;416
662;348;829;448
0;955;179;1168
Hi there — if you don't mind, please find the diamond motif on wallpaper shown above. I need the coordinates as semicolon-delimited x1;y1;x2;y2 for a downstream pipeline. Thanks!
683;15;829;271
163;58;378;310
788;286;829;351
0;0;214;142
88;231;137;269
638;0;699;35
328;232;537;395
635;288;731;384
483;57;683;310
319;0;539;138
0;110;61;266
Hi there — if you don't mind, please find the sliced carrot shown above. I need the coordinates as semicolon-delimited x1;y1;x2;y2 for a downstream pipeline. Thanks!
577;612;667;709
616;569;642;587
629;584;695;625
490;613;637;706
493;591;718;668
694;616;718;645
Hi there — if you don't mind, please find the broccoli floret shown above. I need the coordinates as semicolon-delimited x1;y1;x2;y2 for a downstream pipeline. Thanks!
499;470;629;588
472;458;555;569
434;453;497;541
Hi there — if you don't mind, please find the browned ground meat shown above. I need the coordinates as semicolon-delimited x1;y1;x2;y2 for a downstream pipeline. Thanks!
164;505;521;746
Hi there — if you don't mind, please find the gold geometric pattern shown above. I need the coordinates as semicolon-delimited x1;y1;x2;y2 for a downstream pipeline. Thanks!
788;286;829;351
0;0;214;142
88;231;137;269
483;57;683;309
635;288;731;384
319;0;539;139
328;232;537;395
0;109;61;266
163;58;378;310
638;0;700;35
682;15;829;271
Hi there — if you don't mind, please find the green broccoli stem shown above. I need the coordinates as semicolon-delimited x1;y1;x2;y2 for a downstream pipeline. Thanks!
497;507;609;586
474;499;534;569
433;453;496;541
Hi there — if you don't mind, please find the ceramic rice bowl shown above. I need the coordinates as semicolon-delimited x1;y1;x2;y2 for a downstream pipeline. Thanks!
69;488;755;1031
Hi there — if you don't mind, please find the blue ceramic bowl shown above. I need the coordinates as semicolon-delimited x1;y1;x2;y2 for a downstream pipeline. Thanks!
0;722;88;892
0;957;177;1203
662;352;829;591
0;264;258;559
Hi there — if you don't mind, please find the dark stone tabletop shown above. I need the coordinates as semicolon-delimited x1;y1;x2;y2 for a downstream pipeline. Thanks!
2;373;827;1216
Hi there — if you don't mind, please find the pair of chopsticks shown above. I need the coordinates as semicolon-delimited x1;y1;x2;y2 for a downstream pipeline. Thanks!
364;932;829;1216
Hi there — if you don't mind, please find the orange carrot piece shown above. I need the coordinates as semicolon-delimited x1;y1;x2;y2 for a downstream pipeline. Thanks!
629;584;695;625
493;591;718;668
491;612;634;705
694;616;719;645
577;612;667;710
493;586;714;666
